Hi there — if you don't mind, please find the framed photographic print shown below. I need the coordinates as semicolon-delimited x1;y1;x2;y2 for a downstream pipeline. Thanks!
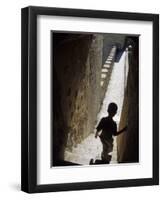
21;6;159;193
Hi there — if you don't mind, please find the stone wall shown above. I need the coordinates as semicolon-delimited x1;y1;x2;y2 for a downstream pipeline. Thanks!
52;33;103;164
117;37;139;163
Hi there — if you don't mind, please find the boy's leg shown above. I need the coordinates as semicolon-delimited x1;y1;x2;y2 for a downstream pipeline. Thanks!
101;141;108;161
101;138;113;161
107;138;113;153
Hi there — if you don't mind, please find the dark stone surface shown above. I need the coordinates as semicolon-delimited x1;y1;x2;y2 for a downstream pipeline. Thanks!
54;160;81;166
117;37;139;163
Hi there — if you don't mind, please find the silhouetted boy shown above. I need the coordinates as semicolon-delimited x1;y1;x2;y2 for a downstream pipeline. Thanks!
95;102;127;162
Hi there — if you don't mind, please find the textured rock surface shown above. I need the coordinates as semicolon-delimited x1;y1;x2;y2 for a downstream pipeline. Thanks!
52;34;103;164
117;37;139;163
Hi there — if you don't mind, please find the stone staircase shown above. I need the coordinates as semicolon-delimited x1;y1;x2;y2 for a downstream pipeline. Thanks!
100;46;117;104
64;46;125;166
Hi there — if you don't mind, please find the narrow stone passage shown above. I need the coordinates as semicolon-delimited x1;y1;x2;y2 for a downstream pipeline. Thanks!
65;50;127;165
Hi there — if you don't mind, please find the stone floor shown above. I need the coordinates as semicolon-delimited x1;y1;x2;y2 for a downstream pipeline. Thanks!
65;49;128;165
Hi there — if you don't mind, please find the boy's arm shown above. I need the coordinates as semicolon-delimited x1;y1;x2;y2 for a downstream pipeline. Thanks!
114;126;127;136
95;130;99;138
95;118;103;138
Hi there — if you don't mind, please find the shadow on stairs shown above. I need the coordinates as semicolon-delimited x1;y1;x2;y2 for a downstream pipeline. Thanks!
53;160;81;166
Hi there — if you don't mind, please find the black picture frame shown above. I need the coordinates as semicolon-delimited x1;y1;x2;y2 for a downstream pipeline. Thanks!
21;6;159;193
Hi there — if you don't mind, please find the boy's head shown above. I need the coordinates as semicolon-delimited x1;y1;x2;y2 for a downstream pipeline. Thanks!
107;102;118;117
